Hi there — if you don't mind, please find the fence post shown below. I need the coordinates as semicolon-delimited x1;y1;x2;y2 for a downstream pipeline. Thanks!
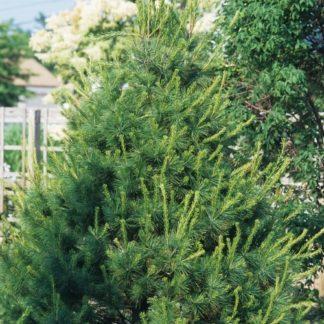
28;108;34;177
35;109;41;164
43;107;48;178
21;106;27;187
0;106;66;215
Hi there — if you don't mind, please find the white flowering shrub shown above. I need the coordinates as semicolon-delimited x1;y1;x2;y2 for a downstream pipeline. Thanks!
30;0;224;90
30;0;137;82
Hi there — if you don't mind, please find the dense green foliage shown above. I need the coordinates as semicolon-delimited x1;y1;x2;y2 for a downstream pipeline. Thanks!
0;2;321;323
221;0;324;308
221;0;323;209
0;21;31;107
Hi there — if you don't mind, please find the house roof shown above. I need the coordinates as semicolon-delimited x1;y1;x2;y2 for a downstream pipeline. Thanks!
14;58;61;88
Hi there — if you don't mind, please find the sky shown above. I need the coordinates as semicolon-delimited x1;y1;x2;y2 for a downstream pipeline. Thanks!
0;0;75;31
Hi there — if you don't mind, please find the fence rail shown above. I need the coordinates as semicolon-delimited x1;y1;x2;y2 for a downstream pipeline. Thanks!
0;106;66;213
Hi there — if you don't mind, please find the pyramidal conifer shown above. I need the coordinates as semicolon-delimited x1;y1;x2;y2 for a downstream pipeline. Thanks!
0;1;321;323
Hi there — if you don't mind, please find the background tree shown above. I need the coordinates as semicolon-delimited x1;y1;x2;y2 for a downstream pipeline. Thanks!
0;2;321;322
222;0;323;197
35;12;47;29
218;0;324;316
0;21;31;107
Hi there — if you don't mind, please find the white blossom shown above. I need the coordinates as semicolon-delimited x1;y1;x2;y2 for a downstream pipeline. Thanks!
109;1;137;20
46;11;71;29
121;83;129;90
193;12;217;33
78;0;104;32
63;102;70;109
91;79;101;93
29;30;52;51
84;44;104;61
71;57;87;70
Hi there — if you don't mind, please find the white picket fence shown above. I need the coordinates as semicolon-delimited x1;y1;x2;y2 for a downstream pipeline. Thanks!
0;106;66;213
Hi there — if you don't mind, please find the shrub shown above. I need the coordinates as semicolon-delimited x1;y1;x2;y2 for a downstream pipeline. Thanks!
0;2;321;322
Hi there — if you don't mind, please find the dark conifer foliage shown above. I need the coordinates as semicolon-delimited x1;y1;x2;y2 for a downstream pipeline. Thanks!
0;1;321;323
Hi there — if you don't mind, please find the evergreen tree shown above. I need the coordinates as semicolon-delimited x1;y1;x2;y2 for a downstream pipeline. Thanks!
0;2;321;322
